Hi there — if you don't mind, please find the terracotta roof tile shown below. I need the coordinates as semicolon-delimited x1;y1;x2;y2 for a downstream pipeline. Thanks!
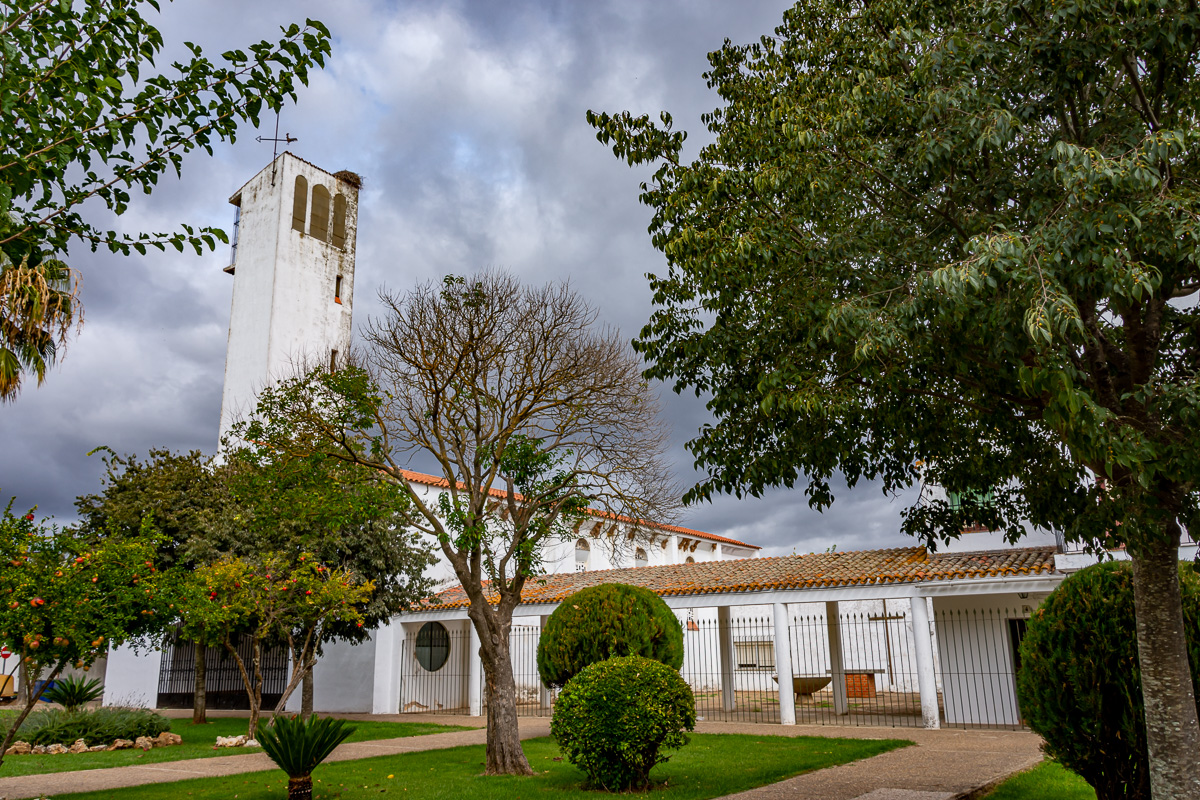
417;546;1061;610
395;468;758;550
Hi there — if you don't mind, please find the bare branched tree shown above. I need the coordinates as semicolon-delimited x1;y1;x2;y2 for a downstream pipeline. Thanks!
239;272;680;775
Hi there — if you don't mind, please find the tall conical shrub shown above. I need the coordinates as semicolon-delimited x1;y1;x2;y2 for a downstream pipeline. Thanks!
1017;561;1200;800
537;582;683;687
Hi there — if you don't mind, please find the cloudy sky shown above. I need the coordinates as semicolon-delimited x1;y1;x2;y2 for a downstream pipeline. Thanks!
1;0;924;556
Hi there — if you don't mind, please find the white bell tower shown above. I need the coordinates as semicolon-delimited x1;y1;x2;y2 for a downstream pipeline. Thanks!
217;152;361;445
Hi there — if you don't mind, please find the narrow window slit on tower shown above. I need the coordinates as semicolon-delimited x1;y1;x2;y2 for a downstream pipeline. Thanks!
291;176;308;232
334;275;343;304
310;185;331;242
329;349;338;373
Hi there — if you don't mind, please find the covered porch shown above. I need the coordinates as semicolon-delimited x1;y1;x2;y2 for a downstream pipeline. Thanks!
383;545;1063;731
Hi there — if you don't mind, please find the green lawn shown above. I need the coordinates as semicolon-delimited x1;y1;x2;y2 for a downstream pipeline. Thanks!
983;761;1097;800
0;717;466;778
54;733;908;800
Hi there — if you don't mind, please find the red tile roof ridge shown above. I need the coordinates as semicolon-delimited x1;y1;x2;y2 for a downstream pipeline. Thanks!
413;544;1061;611
393;467;759;550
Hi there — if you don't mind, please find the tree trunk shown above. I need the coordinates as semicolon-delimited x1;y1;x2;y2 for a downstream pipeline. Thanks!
287;774;313;800
0;661;62;771
302;666;314;718
478;623;533;775
1129;528;1200;800
192;642;207;725
247;640;263;740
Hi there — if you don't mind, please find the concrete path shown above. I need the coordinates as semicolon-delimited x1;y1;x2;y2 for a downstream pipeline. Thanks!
0;716;1041;800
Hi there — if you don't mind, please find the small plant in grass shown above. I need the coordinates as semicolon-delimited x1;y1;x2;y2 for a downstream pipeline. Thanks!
42;676;105;712
552;655;695;791
257;714;356;800
538;583;683;688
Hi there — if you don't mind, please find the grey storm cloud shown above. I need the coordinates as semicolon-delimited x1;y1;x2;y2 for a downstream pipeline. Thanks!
1;0;923;556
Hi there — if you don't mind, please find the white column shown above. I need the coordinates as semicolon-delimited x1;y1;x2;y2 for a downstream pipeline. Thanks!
717;606;736;712
826;601;849;716
468;622;483;717
371;623;400;715
909;592;940;729
772;602;796;725
538;615;552;709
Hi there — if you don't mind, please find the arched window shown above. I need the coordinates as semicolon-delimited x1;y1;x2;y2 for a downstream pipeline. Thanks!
685;556;695;564
635;548;648;568
309;184;331;242
334;275;343;304
332;193;348;248
291;176;308;232
415;622;450;672
575;538;590;572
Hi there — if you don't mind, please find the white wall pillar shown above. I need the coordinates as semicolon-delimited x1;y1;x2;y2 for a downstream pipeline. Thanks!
468;622;483;717
538;615;552;709
772;602;796;725
102;645;161;708
910;592;941;729
717;605;736;712
371;623;399;715
825;601;849;716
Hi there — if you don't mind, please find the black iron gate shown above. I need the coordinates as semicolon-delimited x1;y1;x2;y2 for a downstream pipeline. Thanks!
157;637;289;710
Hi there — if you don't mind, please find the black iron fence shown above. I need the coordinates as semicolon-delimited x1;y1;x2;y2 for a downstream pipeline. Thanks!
398;605;1028;730
157;637;289;710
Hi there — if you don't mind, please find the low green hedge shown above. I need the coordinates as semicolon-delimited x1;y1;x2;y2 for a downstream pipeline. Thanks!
18;706;171;746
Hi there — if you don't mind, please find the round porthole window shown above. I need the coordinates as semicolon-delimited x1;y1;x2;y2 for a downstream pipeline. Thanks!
415;621;450;672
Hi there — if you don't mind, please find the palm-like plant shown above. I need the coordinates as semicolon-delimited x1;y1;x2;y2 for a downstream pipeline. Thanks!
42;675;105;712
0;254;79;401
257;714;356;800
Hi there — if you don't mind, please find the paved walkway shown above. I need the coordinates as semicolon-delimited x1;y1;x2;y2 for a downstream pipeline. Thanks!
0;716;1041;800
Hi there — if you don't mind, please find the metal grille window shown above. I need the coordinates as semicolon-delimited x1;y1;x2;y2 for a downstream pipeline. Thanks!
415;621;450;672
735;641;776;670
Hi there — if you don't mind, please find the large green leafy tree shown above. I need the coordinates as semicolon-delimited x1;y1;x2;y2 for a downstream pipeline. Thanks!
75;448;237;723
0;502;170;768
590;1;1200;797
222;438;436;716
0;0;331;399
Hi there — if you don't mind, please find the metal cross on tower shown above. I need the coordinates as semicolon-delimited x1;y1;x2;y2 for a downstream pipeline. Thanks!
257;113;298;186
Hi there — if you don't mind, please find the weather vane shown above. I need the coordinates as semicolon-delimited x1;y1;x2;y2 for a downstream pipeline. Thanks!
257;113;297;185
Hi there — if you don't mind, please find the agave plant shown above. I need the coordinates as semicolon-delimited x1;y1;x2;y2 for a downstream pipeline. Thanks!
257;714;356;800
42;675;105;712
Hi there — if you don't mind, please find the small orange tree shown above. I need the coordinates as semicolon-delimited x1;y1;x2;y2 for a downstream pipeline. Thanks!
0;500;169;767
176;553;371;738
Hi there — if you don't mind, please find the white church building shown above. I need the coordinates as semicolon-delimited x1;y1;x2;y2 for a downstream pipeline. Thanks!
102;153;1094;731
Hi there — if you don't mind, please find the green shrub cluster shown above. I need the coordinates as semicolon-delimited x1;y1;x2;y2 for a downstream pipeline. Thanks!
1017;561;1200;800
551;655;695;791
537;583;683;687
18;706;171;746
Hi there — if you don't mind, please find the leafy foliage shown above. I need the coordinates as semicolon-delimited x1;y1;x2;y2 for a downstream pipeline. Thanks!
0;1;331;398
1018;561;1200;800
75;448;235;570
551;655;696;791
537;583;684;687
257;714;355;785
42;675;105;713
174;553;372;738
17;706;170;747
590;3;1200;791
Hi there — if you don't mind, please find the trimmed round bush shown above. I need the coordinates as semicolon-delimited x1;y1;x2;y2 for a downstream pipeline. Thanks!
537;582;683;687
551;655;696;791
1017;560;1200;800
